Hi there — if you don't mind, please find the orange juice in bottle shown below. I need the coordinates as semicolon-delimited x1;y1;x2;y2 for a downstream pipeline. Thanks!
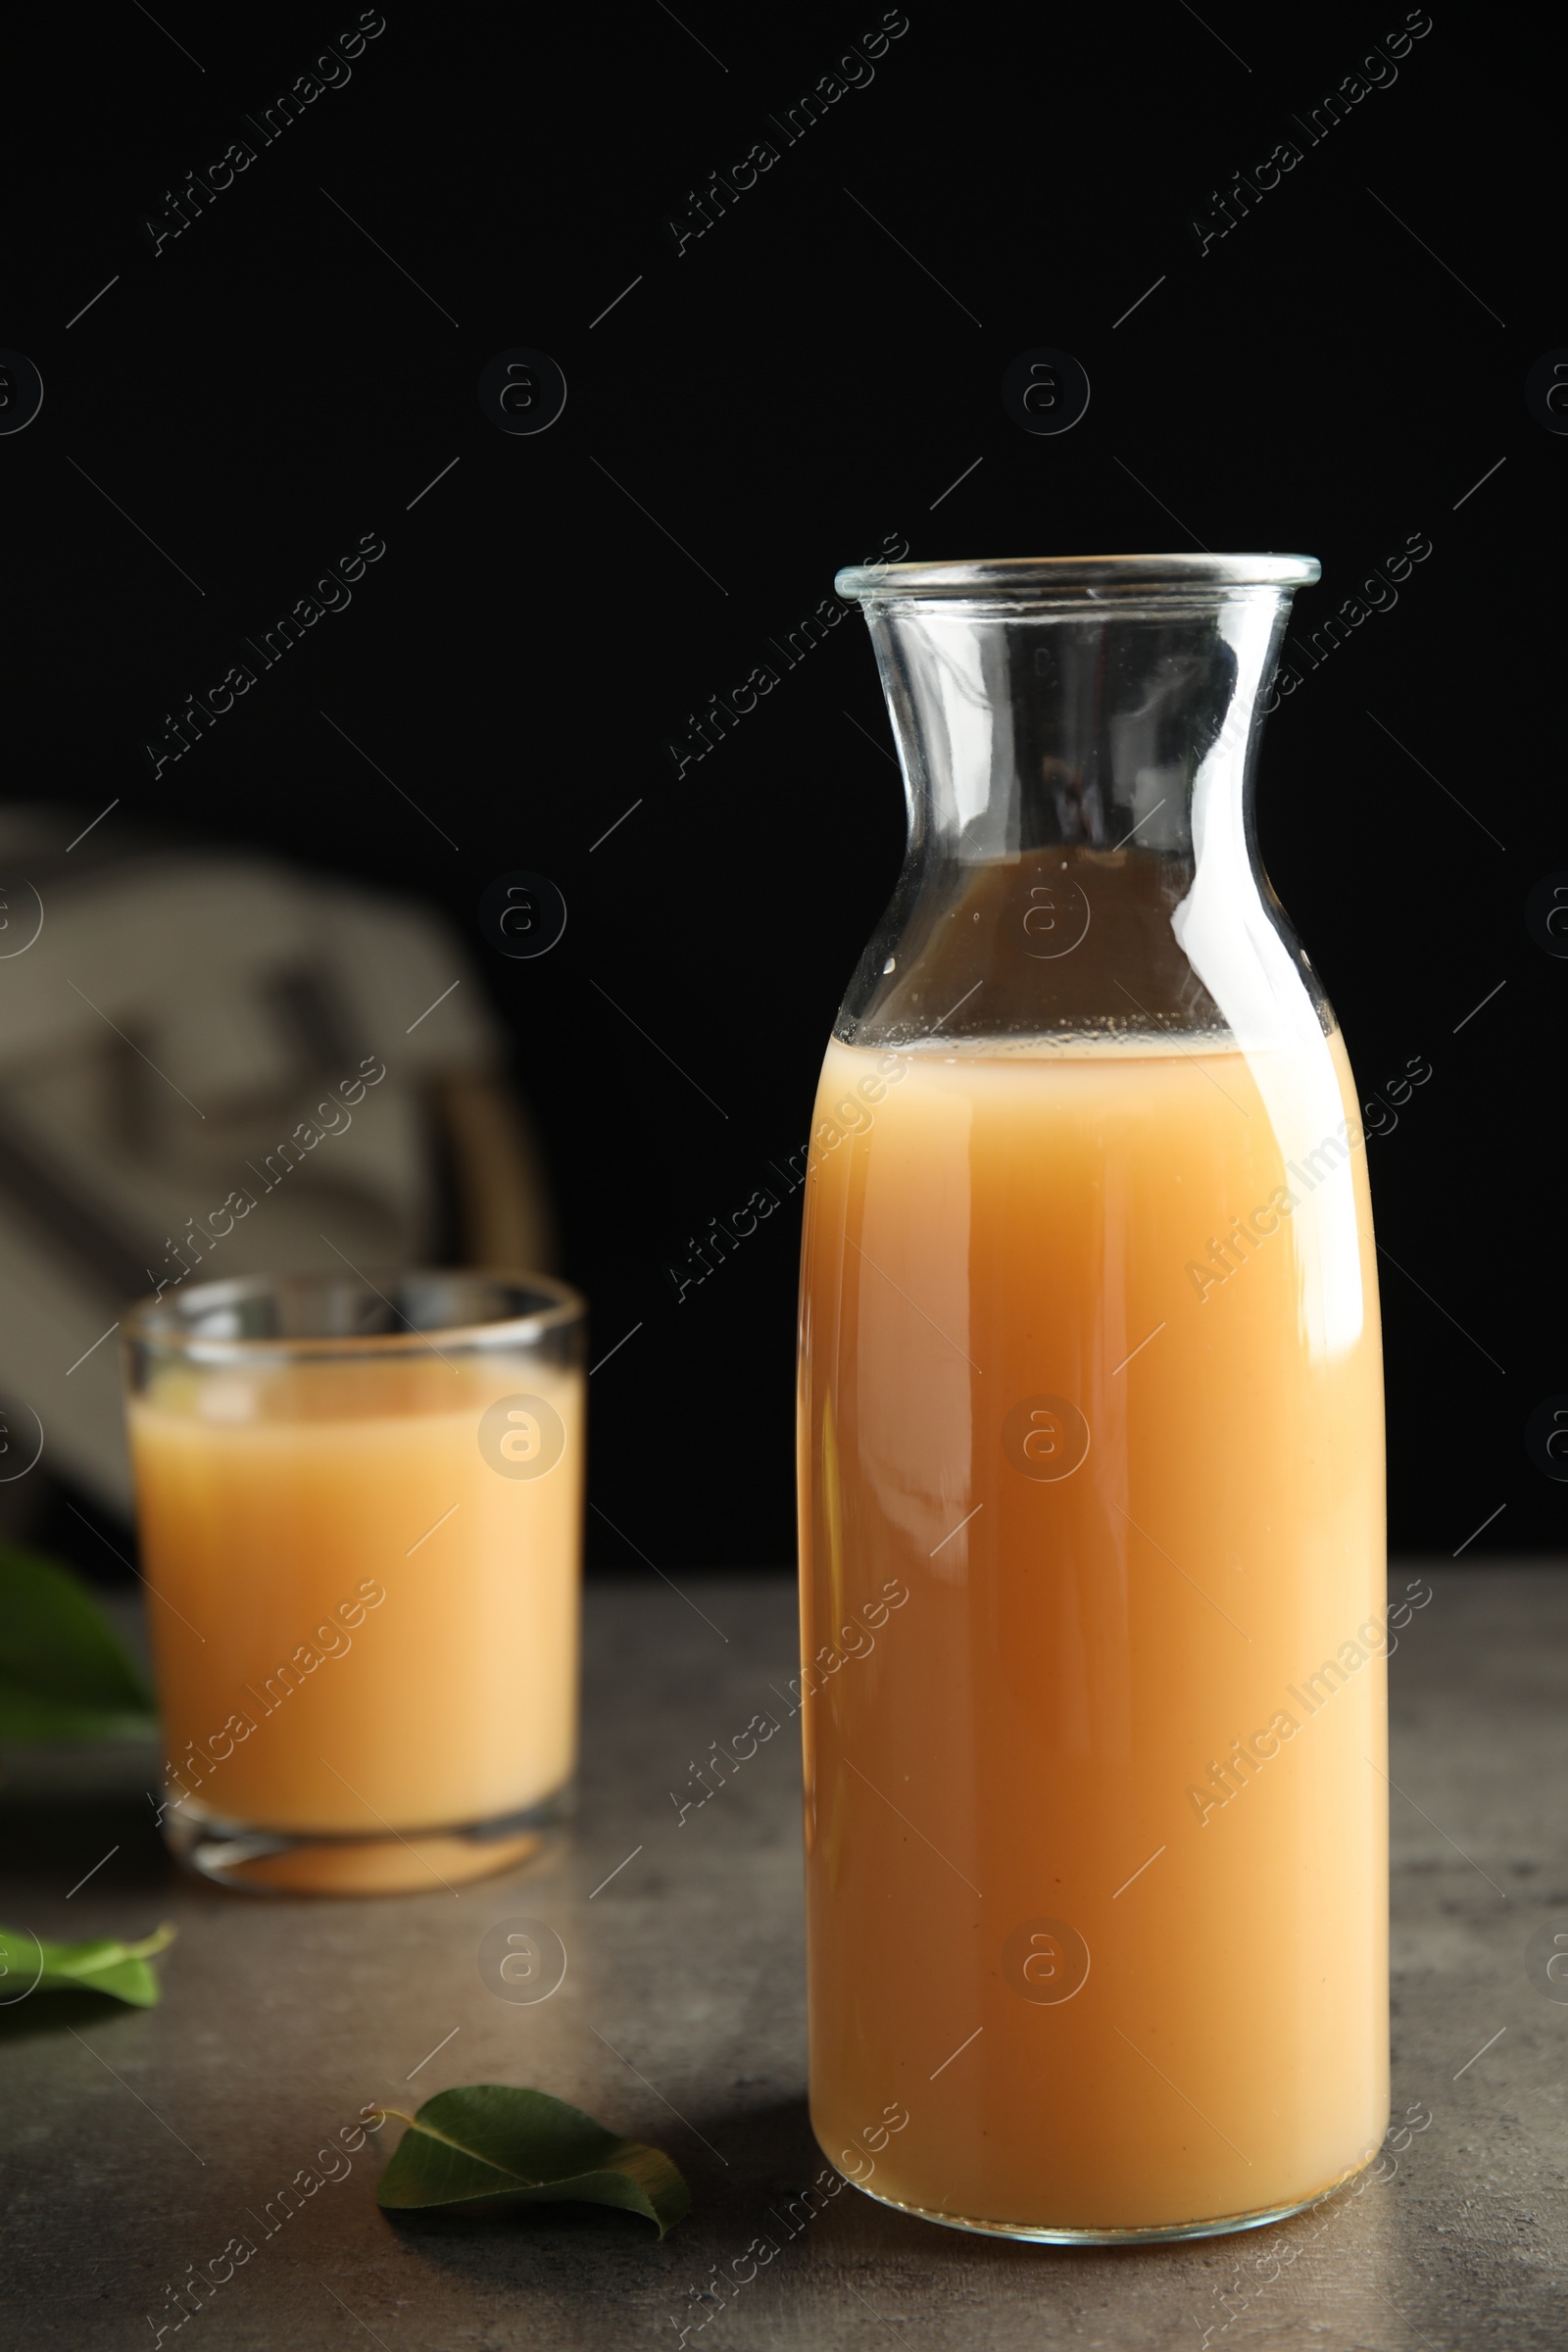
798;557;1387;2240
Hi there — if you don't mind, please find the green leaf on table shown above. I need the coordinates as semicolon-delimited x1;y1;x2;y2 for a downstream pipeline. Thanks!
0;1544;158;1742
373;2085;691;2235
0;1922;175;2006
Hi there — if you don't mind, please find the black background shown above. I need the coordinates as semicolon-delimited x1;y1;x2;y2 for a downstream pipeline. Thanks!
2;4;1559;1570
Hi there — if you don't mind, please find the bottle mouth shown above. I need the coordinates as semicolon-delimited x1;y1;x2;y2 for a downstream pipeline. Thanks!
835;553;1321;602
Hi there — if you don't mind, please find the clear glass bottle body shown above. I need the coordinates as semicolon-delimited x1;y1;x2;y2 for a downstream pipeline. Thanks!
797;557;1387;2240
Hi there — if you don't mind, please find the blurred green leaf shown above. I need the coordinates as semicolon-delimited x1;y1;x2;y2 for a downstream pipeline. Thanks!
374;2084;691;2234
0;1544;157;1742
0;1922;175;2006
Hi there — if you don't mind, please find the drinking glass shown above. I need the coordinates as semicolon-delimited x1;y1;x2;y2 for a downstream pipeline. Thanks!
123;1268;584;1893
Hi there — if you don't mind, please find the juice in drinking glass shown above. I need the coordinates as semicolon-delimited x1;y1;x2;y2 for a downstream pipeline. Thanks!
125;1269;584;1893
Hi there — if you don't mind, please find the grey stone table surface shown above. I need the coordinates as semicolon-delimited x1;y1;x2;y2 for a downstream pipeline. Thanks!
1;1565;1564;2351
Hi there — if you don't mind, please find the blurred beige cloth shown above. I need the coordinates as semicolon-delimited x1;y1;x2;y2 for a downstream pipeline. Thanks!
0;808;522;1518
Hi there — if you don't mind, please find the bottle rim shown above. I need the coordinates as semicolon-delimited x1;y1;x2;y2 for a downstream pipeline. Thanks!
835;553;1321;601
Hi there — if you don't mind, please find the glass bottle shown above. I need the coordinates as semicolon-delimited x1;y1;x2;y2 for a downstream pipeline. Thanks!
797;555;1387;2241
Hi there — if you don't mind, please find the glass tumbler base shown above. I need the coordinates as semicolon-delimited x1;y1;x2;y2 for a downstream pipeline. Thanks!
163;1786;572;1894
834;2146;1377;2245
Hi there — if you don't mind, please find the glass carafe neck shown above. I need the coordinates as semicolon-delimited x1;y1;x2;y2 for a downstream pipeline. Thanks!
832;555;1322;1051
